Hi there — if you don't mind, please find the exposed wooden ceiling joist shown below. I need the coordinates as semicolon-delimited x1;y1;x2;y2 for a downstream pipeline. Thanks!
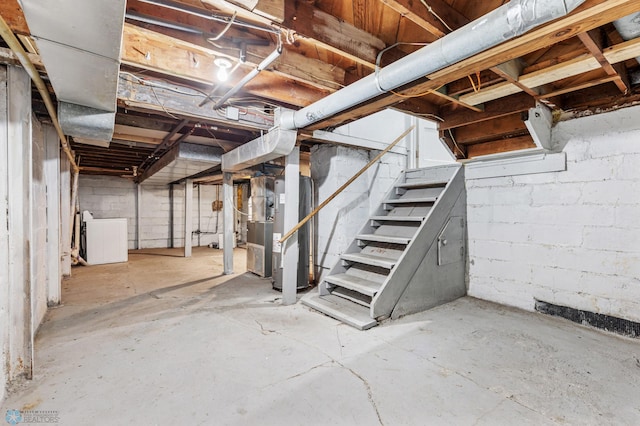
121;23;330;108
459;37;640;106
304;0;640;131
283;1;386;69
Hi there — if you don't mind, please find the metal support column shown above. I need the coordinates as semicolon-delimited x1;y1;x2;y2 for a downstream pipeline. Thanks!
282;146;300;305
184;178;193;257
223;172;234;274
136;183;142;249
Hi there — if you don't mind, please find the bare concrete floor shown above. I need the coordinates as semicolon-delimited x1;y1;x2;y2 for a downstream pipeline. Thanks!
3;247;640;425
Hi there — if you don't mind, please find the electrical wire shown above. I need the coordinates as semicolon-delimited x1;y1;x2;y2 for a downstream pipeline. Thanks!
226;197;249;216
447;128;466;158
207;11;237;42
419;0;454;32
374;42;439;99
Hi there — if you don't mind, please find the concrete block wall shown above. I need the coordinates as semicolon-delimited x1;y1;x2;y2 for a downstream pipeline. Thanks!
466;106;640;322
31;116;48;328
79;176;224;250
79;175;137;248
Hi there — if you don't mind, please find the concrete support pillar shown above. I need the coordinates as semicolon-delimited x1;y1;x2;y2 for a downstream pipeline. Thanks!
223;172;234;274
282;147;300;305
59;153;71;276
5;65;34;379
184;179;193;257
44;124;61;305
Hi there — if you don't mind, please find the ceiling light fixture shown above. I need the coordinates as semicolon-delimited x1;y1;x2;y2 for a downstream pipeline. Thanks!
214;58;232;82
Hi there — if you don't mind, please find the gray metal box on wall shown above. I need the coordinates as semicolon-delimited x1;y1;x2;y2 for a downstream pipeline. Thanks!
272;175;312;291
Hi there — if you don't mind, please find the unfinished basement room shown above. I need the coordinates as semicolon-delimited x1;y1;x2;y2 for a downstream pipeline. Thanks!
2;0;640;424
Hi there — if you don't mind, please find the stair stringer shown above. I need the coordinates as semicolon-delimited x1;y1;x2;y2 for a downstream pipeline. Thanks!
390;187;466;319
370;165;465;319
317;170;410;296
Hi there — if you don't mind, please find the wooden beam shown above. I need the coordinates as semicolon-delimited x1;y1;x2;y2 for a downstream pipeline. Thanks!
428;88;483;112
0;46;43;68
466;135;536;158
491;59;541;98
0;0;30;35
454;113;528;145
117;73;275;129
439;93;536;131
378;0;468;38
539;75;619;99
578;29;629;93
121;23;329;107
283;1;385;69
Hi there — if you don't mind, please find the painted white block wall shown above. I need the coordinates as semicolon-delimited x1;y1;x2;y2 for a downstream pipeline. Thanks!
79;176;224;250
0;65;10;404
466;105;640;322
31;116;48;328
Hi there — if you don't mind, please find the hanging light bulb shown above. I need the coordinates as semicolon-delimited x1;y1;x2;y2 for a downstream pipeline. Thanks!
214;58;232;82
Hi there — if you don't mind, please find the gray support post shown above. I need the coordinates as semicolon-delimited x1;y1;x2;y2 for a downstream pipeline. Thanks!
169;184;174;248
223;172;234;274
44;124;61;305
282;146;300;305
184;179;193;257
136;183;142;250
59;152;71;276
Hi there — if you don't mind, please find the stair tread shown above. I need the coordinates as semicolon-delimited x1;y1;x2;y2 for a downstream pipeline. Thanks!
396;180;448;189
370;215;424;222
301;293;377;330
331;287;371;307
383;197;438;204
357;233;412;244
325;273;381;297
341;252;396;269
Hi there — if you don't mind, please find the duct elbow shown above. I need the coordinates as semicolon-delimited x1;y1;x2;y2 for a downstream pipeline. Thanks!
278;109;298;131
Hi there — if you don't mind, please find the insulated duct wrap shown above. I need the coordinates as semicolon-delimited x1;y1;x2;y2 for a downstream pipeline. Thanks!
280;0;586;130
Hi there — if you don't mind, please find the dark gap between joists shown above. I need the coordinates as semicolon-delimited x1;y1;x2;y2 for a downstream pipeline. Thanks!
535;300;640;338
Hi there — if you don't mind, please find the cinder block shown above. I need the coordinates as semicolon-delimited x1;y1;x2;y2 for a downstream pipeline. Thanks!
469;258;532;283
530;183;582;206
558;156;622;183
615;206;640;229
616;154;640;181
582;180;637;205
467;185;531;206
583;226;640;252
465;175;514;189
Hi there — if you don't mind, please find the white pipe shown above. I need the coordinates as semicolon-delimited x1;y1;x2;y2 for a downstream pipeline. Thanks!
279;0;586;130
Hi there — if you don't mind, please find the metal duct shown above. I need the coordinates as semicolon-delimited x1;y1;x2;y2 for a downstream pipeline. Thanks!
279;0;587;130
19;0;126;142
221;0;586;171
221;125;297;172
140;143;223;185
613;12;640;64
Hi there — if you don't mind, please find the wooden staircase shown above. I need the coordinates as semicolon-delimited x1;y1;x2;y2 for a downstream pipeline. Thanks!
302;164;466;329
